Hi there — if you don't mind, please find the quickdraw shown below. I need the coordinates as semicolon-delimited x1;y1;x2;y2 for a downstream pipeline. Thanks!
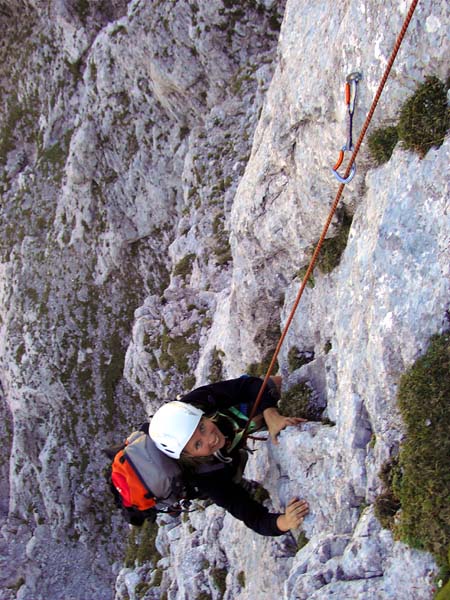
331;71;362;184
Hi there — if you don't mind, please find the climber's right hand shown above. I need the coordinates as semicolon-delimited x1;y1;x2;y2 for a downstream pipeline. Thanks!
276;498;309;531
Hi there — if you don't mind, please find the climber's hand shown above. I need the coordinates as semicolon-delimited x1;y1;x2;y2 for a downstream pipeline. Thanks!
276;498;309;532
263;407;306;445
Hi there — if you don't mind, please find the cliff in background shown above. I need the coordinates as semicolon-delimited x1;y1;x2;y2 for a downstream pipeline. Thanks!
0;1;448;599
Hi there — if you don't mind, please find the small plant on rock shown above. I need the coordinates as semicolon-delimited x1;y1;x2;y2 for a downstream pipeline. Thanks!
278;382;322;421
368;125;399;165
211;567;227;596
317;209;353;274
287;346;314;372
237;571;246;588
173;253;196;279
397;76;449;157
393;331;450;564
209;347;225;383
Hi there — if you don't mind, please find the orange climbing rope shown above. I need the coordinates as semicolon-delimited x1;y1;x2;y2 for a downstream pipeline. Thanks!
241;0;420;441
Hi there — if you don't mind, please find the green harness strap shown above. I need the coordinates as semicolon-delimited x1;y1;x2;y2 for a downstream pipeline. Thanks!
222;407;259;453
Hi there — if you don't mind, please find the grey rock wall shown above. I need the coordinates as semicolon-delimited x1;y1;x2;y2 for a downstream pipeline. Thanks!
0;0;448;599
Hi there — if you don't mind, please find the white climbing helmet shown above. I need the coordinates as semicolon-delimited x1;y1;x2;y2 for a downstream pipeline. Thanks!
149;401;204;459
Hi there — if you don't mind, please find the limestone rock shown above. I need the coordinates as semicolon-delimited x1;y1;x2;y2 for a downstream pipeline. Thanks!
0;0;448;599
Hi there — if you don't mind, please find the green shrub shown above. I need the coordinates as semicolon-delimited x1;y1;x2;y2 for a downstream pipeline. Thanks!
211;567;227;595
195;593;212;600
135;581;151;598
317;209;353;274
368;126;399;164
246;353;279;378
393;332;450;564
374;490;401;530
435;580;450;600
237;571;246;588
173;253;196;278
278;382;322;421
124;521;161;567
297;531;309;551
297;266;315;288
250;483;270;504
159;329;199;374
183;374;196;390
397;76;449;157
287;346;314;372
376;332;450;577
152;568;163;586
209;347;225;383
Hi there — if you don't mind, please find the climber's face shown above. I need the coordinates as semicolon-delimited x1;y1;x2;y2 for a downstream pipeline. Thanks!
184;417;226;457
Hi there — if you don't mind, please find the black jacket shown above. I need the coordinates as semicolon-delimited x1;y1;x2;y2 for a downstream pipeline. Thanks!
180;376;284;537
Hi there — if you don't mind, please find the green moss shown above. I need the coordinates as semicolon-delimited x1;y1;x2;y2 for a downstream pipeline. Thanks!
7;577;25;592
278;382;322;421
0;95;27;165
246;324;281;378
124;520;161;568
209;347;225;383
297;531;309;551
214;239;232;266
65;58;83;82
435;579;450;600
183;374;196;390
211;567;227;595
195;593;212;600
297;267;315;288
75;0;89;23
392;332;450;564
135;581;151;598
152;568;163;586
250;483;270;504
317;209;353;274
111;25;128;37
173;253;196;279
287;346;314;372
237;570;246;588
368;126;399;165
15;343;26;363
374;490;401;530
247;350;279;378
397;76;449;157
39;129;73;183
159;329;199;374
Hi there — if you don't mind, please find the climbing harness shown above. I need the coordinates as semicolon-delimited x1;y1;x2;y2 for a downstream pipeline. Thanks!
332;71;362;184
239;0;420;444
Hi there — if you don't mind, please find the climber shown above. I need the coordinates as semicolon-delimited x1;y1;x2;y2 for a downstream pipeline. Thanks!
149;375;310;537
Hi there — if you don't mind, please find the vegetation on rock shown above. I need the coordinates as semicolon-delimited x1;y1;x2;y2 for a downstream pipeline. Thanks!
375;332;450;591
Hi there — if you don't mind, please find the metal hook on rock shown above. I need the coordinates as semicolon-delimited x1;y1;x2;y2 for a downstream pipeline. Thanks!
331;71;362;184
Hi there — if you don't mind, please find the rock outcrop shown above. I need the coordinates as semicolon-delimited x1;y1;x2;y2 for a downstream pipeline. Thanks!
0;1;448;599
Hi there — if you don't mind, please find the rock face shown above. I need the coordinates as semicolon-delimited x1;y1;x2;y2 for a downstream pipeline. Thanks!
0;1;448;599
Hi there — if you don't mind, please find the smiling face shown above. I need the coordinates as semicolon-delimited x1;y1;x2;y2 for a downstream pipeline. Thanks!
183;417;226;457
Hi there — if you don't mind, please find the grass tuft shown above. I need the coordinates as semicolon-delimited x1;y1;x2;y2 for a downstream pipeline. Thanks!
278;382;322;421
374;332;450;576
317;209;352;274
368;126;399;165
173;253;196;279
397;76;449;158
287;346;314;372
394;331;450;564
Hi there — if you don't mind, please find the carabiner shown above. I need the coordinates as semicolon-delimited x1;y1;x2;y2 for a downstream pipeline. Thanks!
331;71;362;184
332;145;356;183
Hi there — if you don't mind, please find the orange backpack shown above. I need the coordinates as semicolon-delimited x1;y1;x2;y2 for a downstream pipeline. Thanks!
110;430;186;522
